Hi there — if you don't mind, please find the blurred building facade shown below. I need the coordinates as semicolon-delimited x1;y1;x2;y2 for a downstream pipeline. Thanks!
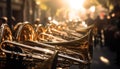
0;0;23;23
0;0;36;24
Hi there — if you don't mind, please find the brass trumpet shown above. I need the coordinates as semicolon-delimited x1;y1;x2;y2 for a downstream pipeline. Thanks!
14;22;36;41
0;23;59;69
0;40;88;69
0;40;59;69
12;22;93;68
1;40;88;64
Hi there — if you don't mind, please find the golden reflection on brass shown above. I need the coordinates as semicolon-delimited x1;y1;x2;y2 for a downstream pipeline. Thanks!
0;24;12;42
15;22;36;41
0;21;94;69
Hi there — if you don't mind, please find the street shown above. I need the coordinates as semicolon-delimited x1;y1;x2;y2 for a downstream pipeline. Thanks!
69;44;120;69
90;45;120;69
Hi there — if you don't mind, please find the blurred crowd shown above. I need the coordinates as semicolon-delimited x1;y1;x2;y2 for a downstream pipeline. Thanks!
92;5;120;65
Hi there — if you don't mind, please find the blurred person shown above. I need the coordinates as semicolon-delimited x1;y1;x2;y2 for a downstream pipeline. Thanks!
0;16;8;26
85;14;94;26
0;16;16;30
104;5;120;65
34;18;40;27
94;13;107;48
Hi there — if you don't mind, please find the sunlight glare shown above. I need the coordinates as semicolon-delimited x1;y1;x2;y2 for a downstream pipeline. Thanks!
69;0;85;10
89;6;95;12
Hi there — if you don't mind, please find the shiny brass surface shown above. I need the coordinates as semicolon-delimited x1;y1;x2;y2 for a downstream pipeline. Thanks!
0;24;12;42
0;22;94;69
15;22;36;41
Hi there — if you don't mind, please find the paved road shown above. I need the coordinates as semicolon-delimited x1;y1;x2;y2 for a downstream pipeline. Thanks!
69;45;120;69
90;45;120;69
